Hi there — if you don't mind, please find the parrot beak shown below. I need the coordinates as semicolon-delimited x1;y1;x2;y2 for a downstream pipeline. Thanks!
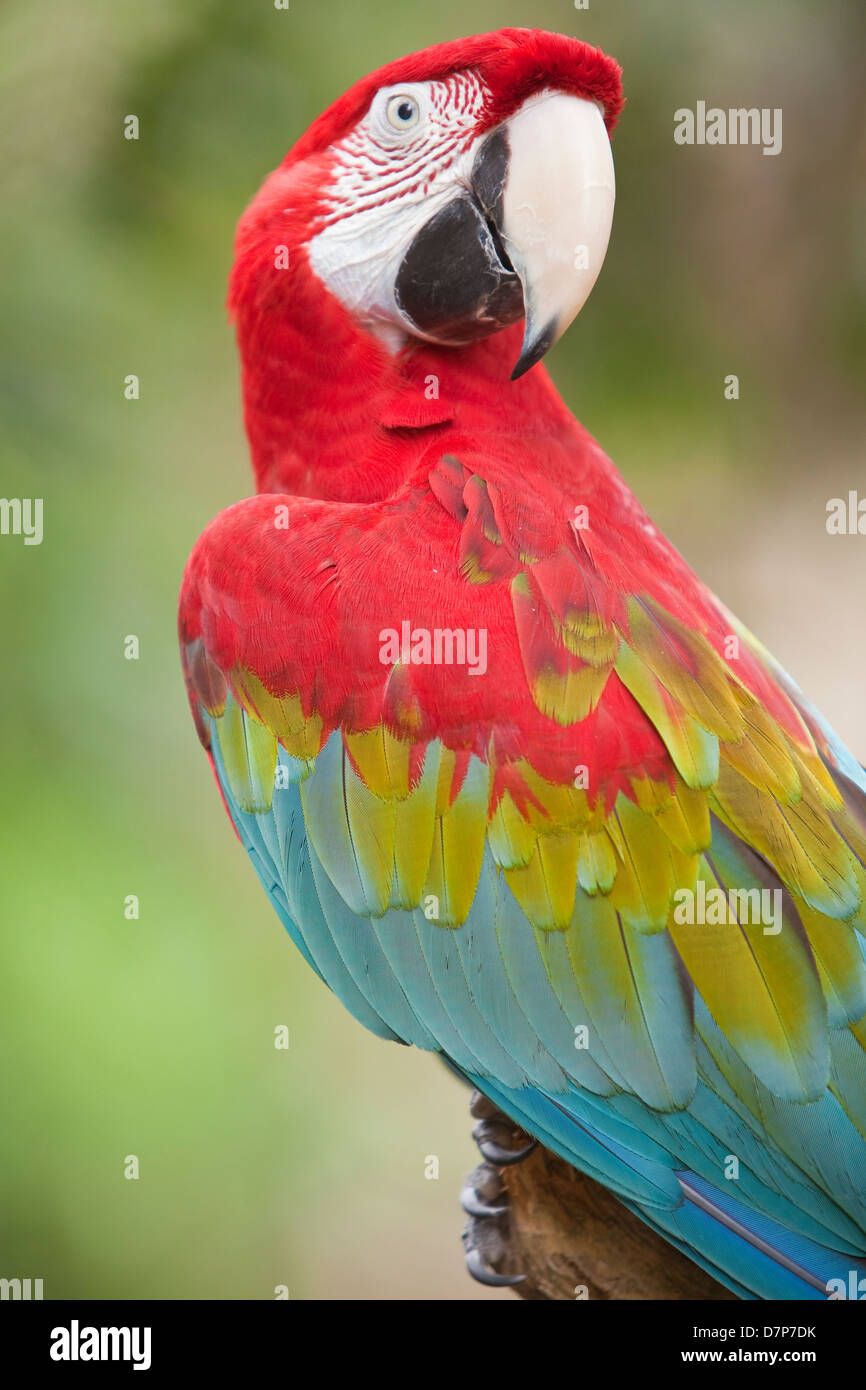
393;90;615;372
500;92;616;380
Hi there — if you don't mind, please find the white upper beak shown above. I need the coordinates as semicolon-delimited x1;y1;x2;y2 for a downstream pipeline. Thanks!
501;91;616;378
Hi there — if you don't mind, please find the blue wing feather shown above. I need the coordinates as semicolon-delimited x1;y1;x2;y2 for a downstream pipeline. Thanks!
207;715;866;1298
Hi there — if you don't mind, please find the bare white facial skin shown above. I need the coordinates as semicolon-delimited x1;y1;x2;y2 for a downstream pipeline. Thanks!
309;74;489;349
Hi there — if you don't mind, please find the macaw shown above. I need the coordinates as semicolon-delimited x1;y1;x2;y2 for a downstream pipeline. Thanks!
178;28;866;1299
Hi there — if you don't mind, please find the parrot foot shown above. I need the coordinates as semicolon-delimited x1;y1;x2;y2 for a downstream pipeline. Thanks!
461;1091;535;1289
461;1165;525;1288
469;1089;538;1166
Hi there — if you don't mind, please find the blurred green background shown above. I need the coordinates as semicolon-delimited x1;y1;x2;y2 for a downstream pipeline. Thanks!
1;0;864;1299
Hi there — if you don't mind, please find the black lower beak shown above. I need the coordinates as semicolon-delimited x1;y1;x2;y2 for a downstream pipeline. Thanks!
394;130;524;345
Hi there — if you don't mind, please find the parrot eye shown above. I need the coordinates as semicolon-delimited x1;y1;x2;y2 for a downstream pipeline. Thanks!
386;94;421;131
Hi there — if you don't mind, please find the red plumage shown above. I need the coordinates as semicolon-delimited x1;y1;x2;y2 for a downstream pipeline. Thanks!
181;27;820;815
180;315;802;803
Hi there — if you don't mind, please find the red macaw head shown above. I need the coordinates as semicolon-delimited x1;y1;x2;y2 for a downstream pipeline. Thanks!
230;29;622;382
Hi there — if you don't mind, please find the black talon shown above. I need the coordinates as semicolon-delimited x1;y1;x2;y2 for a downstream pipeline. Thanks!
473;1120;538;1167
460;1182;508;1218
464;1246;526;1287
477;1135;537;1166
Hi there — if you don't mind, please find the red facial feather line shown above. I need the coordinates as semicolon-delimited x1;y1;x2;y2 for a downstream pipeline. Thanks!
318;69;490;229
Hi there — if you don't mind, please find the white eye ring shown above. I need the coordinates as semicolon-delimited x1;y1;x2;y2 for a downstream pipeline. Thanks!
386;94;421;131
